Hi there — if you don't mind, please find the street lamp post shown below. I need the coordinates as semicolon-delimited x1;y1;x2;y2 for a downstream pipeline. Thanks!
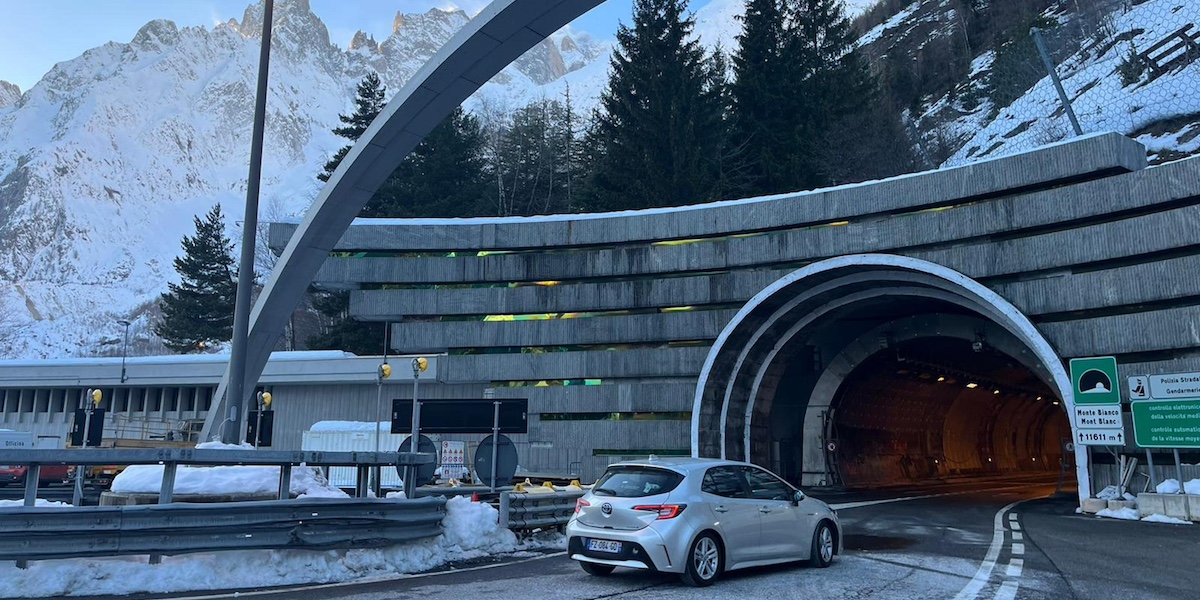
72;388;103;506
117;320;131;384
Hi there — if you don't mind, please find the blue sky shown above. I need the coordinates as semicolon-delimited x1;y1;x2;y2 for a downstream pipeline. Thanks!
1;0;699;92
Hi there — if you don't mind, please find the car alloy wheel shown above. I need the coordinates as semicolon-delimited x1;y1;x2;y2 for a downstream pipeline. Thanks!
681;532;721;587
810;522;835;568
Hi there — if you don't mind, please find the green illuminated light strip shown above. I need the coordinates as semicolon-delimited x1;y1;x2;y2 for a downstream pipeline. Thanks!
540;411;691;422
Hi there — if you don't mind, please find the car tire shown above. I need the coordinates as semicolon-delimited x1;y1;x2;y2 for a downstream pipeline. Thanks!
680;532;722;587
580;561;615;576
809;521;836;568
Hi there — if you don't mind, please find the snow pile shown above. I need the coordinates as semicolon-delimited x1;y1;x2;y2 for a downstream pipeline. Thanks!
0;499;73;508
112;462;346;497
1095;507;1140;521
0;495;560;598
1096;485;1122;500
1154;478;1200;495
112;439;348;497
1141;514;1192;525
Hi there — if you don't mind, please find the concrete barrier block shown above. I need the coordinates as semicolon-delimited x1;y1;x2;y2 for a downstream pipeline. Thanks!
1185;495;1200;522
1138;493;1166;518
1161;494;1189;520
1107;499;1137;511
1081;498;1108;514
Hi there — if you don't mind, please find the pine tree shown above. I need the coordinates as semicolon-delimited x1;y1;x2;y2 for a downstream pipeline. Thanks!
731;0;791;196
155;204;237;353
318;72;387;182
365;106;489;218
584;0;730;211
304;289;386;356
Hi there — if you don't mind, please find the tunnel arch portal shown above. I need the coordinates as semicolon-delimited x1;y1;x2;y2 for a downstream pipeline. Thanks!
692;254;1089;502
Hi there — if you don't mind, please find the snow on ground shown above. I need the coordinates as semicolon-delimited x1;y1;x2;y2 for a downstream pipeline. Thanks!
1141;514;1193;525
111;440;349;498
1095;506;1140;520
0;499;72;508
1;458;564;598
1154;478;1200;495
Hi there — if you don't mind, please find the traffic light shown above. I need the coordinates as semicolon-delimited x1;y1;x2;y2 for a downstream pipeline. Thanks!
90;389;103;406
413;357;428;373
260;391;272;408
379;363;392;379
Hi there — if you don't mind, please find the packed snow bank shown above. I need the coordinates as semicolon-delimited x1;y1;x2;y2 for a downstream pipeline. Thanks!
1095;507;1140;521
112;463;347;497
1142;514;1192;525
0;499;73;508
110;439;349;497
1154;479;1200;495
0;496;562;598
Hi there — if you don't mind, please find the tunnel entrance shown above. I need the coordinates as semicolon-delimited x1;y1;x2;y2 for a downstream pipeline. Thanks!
692;255;1090;502
827;337;1071;487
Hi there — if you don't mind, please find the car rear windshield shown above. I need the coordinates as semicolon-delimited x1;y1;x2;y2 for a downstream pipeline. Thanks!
592;466;684;498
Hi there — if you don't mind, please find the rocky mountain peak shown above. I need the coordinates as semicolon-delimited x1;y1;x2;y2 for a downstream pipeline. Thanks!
0;81;20;109
131;19;181;50
349;30;378;53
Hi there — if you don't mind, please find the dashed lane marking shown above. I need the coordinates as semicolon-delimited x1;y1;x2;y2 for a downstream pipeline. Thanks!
1012;543;1025;555
1012;532;1023;542
1006;559;1024;578
951;500;1023;600
995;581;1019;600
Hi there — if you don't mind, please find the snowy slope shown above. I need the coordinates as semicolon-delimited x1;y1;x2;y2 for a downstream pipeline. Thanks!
0;0;602;359
943;0;1200;165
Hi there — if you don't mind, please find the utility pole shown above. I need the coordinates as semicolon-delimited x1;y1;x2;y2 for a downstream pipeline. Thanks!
225;0;274;443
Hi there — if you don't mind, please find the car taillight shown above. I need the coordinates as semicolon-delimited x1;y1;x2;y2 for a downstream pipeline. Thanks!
632;504;687;519
575;498;591;514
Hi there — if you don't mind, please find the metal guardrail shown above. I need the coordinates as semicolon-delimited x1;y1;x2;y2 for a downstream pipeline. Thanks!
0;448;435;506
500;489;584;530
0;496;446;562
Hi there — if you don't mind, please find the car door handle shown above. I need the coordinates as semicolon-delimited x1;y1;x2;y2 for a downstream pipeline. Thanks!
713;506;729;513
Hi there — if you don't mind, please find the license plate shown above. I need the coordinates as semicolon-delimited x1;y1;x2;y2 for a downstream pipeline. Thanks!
587;539;622;553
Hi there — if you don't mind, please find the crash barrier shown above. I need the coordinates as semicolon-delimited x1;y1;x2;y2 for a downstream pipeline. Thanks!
0;448;434;506
0;496;446;562
500;487;585;531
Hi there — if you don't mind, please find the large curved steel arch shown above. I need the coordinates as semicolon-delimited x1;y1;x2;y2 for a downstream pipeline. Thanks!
690;254;1090;503
203;0;606;439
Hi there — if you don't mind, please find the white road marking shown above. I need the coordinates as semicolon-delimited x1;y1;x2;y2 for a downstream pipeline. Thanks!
1012;543;1025;555
831;483;1045;511
1006;558;1024;577
164;551;568;600
995;580;1019;600
1012;532;1023;541
952;500;1023;600
1010;521;1021;531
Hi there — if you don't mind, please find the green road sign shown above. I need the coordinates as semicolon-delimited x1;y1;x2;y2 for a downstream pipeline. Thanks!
1070;357;1120;405
1131;398;1200;448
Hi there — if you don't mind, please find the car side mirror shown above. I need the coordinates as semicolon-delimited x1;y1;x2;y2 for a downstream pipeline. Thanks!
793;490;805;505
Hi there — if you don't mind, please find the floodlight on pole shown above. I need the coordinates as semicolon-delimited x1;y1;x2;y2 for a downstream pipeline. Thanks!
117;319;131;384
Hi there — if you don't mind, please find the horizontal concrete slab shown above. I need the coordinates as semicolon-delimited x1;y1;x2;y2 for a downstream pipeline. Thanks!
437;346;711;383
389;310;738;350
1039;305;1200;357
309;156;1197;285
272;133;1145;252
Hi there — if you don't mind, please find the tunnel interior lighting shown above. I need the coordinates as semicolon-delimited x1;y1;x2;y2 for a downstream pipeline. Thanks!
966;382;978;389
993;389;1001;395
1036;396;1043;401
937;376;946;382
1053;400;1060;405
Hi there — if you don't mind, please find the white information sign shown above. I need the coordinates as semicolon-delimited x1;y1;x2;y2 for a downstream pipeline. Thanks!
1076;428;1126;446
440;440;468;479
1128;376;1149;400
1149;372;1200;400
1074;406;1122;429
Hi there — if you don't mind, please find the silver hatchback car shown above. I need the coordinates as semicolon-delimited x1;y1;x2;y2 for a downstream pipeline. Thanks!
566;457;842;586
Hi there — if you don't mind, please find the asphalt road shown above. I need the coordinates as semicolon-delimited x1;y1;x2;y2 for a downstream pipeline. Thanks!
26;477;1199;600
135;478;1071;600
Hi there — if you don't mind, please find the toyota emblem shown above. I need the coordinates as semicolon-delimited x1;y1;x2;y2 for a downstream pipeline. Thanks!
601;502;612;515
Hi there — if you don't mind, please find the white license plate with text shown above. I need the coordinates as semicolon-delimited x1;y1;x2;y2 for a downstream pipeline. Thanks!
587;539;622;553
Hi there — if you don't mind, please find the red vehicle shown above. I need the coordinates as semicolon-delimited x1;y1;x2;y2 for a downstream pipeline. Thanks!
0;464;70;487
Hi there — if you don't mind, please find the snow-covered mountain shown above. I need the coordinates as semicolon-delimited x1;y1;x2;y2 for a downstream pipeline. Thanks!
0;0;604;359
1;0;1185;359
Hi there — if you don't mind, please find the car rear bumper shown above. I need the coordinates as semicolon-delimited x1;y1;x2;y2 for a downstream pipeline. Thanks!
566;520;681;573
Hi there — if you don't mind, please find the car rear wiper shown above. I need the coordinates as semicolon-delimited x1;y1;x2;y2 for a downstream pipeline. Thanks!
593;487;617;496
